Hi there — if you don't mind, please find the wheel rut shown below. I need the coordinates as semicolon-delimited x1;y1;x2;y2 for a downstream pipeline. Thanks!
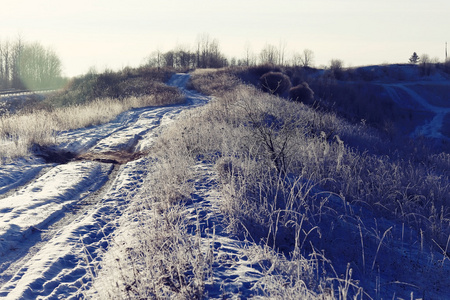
0;73;200;299
0;162;119;289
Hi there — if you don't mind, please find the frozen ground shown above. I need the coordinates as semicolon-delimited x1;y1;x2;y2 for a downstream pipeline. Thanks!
0;74;209;299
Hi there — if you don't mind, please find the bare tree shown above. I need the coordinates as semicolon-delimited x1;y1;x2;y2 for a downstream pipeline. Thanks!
11;35;24;88
243;41;252;66
259;44;279;65
278;40;287;66
329;59;344;80
0;43;3;88
164;51;175;68
146;50;164;69
196;33;210;68
419;53;437;76
19;42;62;90
195;33;227;68
292;49;314;67
0;37;62;90
173;44;196;70
0;40;12;89
301;49;314;67
154;49;164;69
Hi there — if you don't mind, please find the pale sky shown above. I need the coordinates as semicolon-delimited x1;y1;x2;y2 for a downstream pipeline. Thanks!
1;0;449;77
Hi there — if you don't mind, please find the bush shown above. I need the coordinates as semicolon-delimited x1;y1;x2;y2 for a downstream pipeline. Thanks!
329;59;345;80
259;72;291;96
289;82;315;105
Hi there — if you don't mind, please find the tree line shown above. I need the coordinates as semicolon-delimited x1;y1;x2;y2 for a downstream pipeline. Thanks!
146;34;228;70
145;34;315;70
0;36;65;91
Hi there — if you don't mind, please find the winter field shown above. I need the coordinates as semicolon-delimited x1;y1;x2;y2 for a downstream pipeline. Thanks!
0;66;449;299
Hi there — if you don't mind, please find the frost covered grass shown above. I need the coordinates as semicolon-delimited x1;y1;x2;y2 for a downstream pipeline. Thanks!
86;70;450;299
86;137;339;299
183;70;450;298
87;203;208;299
85;121;207;299
0;93;184;161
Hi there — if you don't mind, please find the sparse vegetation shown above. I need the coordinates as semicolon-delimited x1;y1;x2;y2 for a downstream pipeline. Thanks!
45;66;177;107
171;69;450;298
329;59;345;80
0;67;184;161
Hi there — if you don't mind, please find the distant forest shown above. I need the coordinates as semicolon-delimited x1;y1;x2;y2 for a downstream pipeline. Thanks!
145;34;315;70
0;36;65;91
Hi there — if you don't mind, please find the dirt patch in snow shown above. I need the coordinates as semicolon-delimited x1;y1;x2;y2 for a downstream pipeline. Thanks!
76;150;148;164
31;144;76;164
32;144;148;165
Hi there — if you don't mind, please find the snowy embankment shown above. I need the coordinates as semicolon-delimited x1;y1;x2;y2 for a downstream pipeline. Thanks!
0;74;207;299
382;81;450;141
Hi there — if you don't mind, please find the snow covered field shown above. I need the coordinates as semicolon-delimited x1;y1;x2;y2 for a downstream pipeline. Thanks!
0;74;208;299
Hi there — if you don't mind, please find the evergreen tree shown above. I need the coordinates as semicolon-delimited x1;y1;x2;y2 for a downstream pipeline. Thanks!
409;52;420;64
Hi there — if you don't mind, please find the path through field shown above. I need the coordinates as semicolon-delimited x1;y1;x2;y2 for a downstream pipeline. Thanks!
383;81;450;141
0;74;207;299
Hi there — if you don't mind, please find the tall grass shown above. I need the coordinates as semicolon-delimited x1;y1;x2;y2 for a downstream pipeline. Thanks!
183;69;450;297
86;131;205;299
87;107;340;299
88;203;208;299
0;93;184;162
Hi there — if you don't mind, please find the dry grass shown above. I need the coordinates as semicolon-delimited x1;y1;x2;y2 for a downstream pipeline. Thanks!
174;69;450;297
86;130;206;299
188;69;450;245
84;68;450;298
0;93;184;162
86;106;340;300
88;203;208;300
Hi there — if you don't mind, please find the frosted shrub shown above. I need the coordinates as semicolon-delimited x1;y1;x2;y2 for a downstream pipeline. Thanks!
259;72;291;96
289;82;315;105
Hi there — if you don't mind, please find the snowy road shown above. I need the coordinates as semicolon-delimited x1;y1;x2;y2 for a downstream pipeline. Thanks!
0;74;207;299
383;81;450;141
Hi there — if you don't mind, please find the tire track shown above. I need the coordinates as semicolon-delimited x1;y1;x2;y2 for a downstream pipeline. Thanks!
383;83;450;141
0;73;206;299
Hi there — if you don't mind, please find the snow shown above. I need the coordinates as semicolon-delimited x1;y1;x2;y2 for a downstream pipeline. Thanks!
382;81;450;141
0;73;207;299
0;161;113;256
0;158;47;195
184;164;264;298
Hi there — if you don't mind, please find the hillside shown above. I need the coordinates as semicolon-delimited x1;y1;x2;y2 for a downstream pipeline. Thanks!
0;67;449;299
233;63;450;150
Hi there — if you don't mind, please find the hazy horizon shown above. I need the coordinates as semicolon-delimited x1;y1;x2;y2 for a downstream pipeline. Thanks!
1;0;449;77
